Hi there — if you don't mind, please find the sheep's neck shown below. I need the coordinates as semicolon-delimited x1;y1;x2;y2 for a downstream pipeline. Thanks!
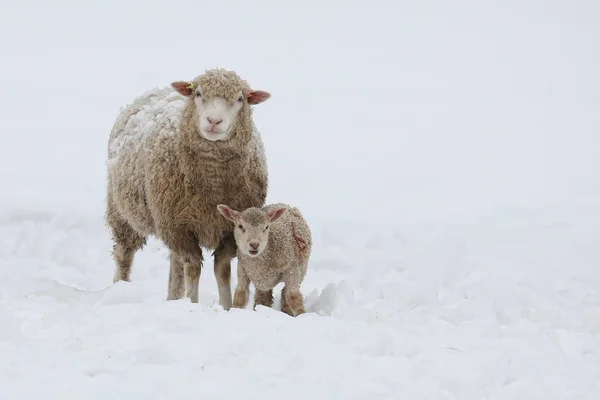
178;133;249;194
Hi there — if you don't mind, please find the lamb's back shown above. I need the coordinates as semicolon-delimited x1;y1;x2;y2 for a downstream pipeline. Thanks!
266;203;312;267
267;203;311;245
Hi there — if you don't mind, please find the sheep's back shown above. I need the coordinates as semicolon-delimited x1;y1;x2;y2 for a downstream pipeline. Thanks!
108;87;183;158
107;87;185;236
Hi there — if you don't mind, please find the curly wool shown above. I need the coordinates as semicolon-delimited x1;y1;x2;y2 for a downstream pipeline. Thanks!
192;68;250;101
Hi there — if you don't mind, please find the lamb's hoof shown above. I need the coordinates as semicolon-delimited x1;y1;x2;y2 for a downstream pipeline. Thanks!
292;308;306;317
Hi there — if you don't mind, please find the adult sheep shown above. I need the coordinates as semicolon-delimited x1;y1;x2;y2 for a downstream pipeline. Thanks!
106;68;271;310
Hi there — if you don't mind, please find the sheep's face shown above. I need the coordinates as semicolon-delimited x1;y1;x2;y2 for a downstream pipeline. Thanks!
217;205;287;258
171;71;271;142
193;89;244;142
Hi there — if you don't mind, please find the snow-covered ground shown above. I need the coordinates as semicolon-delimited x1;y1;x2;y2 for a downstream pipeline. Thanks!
1;208;599;398
1;1;599;398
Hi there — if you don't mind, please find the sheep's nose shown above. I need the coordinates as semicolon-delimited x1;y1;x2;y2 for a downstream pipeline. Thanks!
249;242;259;250
207;116;222;125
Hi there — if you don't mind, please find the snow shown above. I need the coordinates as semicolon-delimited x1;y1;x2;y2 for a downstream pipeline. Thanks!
1;211;599;398
108;87;183;159
1;0;599;398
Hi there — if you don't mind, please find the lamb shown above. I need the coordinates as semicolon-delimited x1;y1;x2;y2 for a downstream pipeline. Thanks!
106;68;271;310
216;203;312;316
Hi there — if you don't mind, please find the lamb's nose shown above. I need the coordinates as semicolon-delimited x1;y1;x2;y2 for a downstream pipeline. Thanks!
249;242;259;250
207;116;222;125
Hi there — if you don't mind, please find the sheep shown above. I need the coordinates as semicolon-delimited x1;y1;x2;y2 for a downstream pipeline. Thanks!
106;68;271;310
216;203;312;317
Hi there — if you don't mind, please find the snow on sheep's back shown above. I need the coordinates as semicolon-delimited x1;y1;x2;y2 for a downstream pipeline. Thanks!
0;1;599;399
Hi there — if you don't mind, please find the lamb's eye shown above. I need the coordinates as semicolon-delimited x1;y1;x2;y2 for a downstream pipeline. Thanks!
196;91;203;98
238;224;245;232
264;225;269;232
237;95;243;102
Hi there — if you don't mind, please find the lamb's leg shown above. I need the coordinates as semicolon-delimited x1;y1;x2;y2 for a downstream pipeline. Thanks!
167;252;185;300
281;269;306;317
280;286;291;315
282;285;305;317
212;233;236;310
107;208;146;283
161;230;203;303
254;289;274;309
232;265;250;309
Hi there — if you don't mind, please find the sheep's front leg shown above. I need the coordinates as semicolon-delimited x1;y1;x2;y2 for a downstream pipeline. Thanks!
184;258;202;303
232;265;250;309
162;230;203;303
168;253;203;303
213;233;236;310
167;252;185;300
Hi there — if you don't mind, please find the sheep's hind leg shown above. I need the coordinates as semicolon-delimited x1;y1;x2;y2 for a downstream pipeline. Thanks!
108;212;146;284
213;233;236;310
254;289;274;309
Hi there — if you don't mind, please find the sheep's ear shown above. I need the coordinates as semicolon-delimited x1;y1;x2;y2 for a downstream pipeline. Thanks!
246;90;271;105
171;81;194;97
217;204;240;222
267;207;287;222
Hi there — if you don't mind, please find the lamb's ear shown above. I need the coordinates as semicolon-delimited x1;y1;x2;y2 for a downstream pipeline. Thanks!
267;207;287;222
246;90;271;105
171;81;195;97
217;204;240;222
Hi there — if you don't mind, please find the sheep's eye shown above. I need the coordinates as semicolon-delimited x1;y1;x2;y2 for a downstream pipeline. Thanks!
237;95;243;102
196;91;203;98
264;225;269;232
238;224;245;232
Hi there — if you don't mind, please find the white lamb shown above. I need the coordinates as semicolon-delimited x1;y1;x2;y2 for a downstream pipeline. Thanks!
216;203;312;316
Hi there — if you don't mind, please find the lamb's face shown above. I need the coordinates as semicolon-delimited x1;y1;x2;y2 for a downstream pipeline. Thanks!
193;88;244;142
234;211;271;258
216;204;288;258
